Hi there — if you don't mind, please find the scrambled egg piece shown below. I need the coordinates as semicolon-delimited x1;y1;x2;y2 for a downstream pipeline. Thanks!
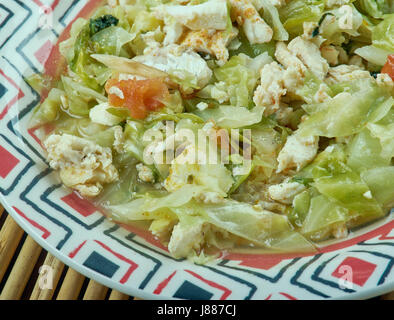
136;163;155;183
168;219;206;258
113;125;125;153
287;37;329;80
275;105;295;126
133;44;212;88
229;0;273;44
274;41;306;75
326;64;371;85
89;102;122;126
332;223;348;239
156;0;237;63
320;45;339;66
253;61;287;115
253;42;306;115
156;0;229;31
254;38;331;115
276;130;319;173
268;180;306;204
44;134;119;197
181;26;239;66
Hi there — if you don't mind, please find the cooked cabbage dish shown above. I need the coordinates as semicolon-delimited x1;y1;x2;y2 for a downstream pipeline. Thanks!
30;0;394;260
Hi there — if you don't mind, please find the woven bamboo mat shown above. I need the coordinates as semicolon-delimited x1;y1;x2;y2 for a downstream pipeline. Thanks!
0;204;393;300
0;204;140;300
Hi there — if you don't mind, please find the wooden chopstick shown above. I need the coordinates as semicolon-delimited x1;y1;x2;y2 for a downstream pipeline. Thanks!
83;280;109;300
56;267;85;300
0;209;135;300
0;214;25;283
0;235;42;300
381;292;394;300
29;253;65;300
109;289;130;300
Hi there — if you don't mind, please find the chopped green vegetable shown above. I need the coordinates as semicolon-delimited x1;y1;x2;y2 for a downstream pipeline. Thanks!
30;88;64;127
196;106;266;129
361;167;394;208
229;30;276;58
313;171;383;221
289;189;312;228
346;128;390;171
89;15;119;35
355;14;394;65
299;79;393;137
355;0;393;19
301;195;348;240
279;0;325;38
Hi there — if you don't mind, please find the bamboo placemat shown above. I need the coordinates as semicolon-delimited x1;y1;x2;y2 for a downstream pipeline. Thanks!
0;204;135;300
0;204;392;300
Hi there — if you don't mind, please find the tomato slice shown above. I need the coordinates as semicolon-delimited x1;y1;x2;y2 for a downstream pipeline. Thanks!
381;54;394;81
105;78;169;119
